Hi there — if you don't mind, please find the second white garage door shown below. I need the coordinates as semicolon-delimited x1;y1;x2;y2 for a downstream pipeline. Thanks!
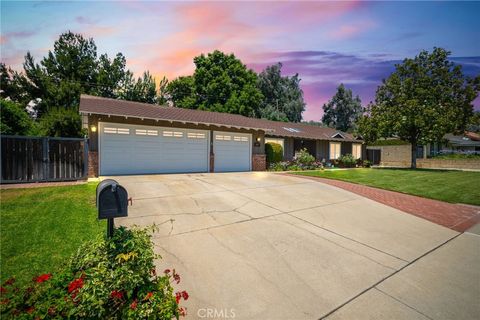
99;122;209;175
213;131;251;172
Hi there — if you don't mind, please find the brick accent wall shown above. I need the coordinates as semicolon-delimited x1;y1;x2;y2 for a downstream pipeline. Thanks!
417;159;480;170
88;151;99;177
252;154;266;171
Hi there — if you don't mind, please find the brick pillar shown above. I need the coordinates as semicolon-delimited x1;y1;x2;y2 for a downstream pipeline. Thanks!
209;153;215;172
88;151;99;177
252;154;266;171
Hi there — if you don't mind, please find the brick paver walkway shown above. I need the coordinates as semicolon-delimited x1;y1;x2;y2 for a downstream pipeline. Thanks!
289;174;480;232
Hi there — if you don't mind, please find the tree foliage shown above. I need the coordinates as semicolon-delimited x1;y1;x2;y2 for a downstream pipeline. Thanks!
38;108;85;138
2;31;166;137
257;63;305;122
322;84;362;132
167;50;263;117
0;99;36;135
358;48;480;168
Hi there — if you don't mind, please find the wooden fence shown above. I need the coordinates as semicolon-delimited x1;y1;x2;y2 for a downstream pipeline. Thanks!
1;135;88;184
366;149;381;165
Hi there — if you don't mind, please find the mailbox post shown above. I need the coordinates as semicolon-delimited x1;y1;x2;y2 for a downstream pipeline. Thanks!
96;179;129;238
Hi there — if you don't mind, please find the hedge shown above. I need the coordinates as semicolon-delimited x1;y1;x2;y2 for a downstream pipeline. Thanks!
265;142;283;164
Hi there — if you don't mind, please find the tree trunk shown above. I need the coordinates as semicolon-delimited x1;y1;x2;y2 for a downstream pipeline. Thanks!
410;142;417;169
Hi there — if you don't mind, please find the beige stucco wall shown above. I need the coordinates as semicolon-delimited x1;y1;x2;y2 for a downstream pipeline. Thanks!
417;159;480;170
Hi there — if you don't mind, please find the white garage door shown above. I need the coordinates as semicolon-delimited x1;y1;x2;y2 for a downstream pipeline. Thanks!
213;131;251;172
99;122;209;175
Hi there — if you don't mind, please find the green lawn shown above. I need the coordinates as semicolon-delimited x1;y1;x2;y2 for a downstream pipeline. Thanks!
0;183;104;286
293;168;480;206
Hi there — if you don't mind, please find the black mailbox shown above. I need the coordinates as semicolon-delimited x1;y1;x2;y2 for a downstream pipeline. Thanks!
96;179;128;219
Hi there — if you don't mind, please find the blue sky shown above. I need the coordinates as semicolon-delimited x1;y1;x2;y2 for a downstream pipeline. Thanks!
1;1;479;120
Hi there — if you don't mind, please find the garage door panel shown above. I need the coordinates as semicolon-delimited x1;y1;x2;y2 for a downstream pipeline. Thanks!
213;131;251;172
99;122;209;175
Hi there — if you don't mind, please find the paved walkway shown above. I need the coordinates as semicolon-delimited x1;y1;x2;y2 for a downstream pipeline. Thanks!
289;174;480;232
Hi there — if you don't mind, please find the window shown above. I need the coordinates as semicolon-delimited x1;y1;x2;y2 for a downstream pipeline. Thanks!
233;136;248;142
163;130;183;138
147;130;158;136
352;143;362;159
104;127;129;134
136;129;147;135
330;142;341;160
187;132;206;139
265;138;285;154
215;134;232;141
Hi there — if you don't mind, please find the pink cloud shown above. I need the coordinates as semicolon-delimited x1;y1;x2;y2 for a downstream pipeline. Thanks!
328;20;376;39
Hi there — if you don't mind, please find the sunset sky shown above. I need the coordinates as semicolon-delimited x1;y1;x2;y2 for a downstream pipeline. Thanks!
1;1;479;120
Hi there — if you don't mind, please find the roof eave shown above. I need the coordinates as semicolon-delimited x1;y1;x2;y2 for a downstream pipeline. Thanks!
80;110;273;133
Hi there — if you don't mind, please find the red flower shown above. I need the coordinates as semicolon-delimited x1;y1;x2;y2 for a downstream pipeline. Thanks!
144;292;153;301
0;287;6;294
1;299;9;305
181;291;189;301
164;269;171;274
35;273;52;283
68;276;84;294
3;278;15;286
26;306;35;314
179;307;187;317
130;299;138;310
110;290;123;300
172;269;181;284
175;292;181;304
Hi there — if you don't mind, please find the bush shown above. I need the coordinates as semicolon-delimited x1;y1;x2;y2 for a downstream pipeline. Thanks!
0;226;187;319
265;142;283;164
362;160;372;168
295;148;315;166
338;154;357;168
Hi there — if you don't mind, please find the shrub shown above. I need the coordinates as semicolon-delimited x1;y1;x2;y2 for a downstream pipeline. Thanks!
0;226;187;319
0;99;36;135
265;142;283;164
39;108;86;138
269;161;289;171
338;154;357;168
294;148;315;166
362;160;372;168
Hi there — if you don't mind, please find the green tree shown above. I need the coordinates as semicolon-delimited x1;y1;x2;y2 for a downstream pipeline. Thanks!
120;71;157;104
167;50;263;117
166;76;196;109
257;63;305;122
359;48;480;168
38;108;84;137
322;84;362;132
0;99;36;135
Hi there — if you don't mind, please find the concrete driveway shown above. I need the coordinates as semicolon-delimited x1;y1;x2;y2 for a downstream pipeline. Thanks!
112;172;479;320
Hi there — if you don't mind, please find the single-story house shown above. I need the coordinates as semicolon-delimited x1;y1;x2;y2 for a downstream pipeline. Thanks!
79;95;363;176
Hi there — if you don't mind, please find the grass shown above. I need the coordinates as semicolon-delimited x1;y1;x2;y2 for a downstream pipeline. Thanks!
0;183;104;286
293;168;480;206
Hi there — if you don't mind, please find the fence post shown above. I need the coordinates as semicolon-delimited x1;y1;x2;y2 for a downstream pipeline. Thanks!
42;137;48;181
84;138;89;179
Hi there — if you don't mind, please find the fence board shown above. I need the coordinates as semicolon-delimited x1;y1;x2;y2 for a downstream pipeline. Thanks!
1;135;88;184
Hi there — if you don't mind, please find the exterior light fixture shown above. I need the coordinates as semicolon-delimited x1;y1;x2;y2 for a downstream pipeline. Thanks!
256;137;261;142
90;125;97;133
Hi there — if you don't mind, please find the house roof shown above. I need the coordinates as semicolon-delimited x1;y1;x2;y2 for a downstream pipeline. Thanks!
444;132;480;146
79;95;361;142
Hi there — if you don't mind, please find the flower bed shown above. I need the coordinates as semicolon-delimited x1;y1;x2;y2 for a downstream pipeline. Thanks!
0;226;187;319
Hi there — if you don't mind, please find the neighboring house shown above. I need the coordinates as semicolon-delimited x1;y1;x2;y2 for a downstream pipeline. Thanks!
79;95;363;176
426;132;480;156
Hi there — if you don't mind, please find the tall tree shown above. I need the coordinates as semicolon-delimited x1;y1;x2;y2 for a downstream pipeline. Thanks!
167;50;263;117
358;48;480;168
321;84;362;132
120;71;157;104
257;63;305;122
0;99;36;135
